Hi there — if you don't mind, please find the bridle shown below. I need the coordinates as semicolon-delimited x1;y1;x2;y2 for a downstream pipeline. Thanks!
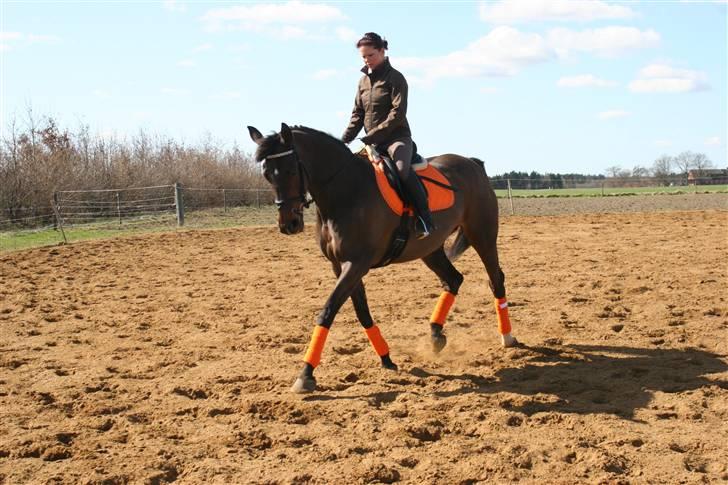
265;144;345;213
265;148;312;212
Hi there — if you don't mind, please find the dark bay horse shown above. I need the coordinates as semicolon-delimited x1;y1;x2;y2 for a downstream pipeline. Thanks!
248;123;517;393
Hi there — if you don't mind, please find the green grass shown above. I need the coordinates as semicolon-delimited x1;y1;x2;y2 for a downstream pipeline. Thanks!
0;206;281;253
493;184;728;198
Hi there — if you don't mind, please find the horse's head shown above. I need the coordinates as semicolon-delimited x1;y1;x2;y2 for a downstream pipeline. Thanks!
248;123;308;235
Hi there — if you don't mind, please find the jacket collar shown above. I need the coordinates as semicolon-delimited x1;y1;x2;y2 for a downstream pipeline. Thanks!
361;57;391;77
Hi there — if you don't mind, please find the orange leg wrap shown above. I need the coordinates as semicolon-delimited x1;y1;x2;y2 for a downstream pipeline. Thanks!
303;326;329;368
495;297;512;335
430;291;456;326
365;325;390;357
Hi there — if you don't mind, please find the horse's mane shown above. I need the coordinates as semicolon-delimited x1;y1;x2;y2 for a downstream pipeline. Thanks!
291;125;359;160
255;125;360;164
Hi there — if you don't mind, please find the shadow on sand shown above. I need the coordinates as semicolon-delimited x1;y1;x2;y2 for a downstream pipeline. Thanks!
305;344;727;419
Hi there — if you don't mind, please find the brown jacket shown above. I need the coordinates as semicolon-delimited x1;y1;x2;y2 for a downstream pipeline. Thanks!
342;57;412;146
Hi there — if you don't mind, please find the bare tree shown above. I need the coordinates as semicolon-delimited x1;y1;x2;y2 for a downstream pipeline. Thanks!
652;155;674;185
605;165;623;178
674;151;696;180
692;153;714;174
632;165;650;178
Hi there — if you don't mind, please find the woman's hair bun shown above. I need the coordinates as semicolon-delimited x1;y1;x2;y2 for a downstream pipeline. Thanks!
356;32;388;50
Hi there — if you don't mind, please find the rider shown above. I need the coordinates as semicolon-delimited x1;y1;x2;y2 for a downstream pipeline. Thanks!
341;32;435;239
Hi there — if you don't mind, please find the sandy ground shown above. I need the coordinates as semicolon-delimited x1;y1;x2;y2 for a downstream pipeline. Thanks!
1;208;727;484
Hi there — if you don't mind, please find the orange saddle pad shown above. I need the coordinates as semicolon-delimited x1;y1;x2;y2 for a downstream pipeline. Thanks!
372;161;455;216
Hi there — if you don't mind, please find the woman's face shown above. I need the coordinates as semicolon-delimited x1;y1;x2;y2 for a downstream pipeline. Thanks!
359;45;385;70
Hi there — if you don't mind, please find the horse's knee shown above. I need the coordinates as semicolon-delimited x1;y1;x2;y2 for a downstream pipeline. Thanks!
445;272;464;295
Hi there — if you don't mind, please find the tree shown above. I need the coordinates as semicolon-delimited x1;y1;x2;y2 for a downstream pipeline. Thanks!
674;151;696;178
632;165;649;178
605;165;623;178
692;153;714;174
652;155;674;185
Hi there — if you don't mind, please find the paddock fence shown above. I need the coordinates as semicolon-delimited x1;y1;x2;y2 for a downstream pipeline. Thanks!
1;177;726;252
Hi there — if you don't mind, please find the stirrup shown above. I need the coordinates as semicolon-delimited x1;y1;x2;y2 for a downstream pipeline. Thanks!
415;216;434;239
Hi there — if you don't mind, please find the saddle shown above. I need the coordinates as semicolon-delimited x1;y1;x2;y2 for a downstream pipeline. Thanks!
356;145;457;268
356;145;456;216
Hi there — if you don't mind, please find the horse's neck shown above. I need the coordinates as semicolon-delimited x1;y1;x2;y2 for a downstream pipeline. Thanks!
293;131;365;217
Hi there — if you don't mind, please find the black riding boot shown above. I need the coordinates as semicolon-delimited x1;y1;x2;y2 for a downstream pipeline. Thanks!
404;171;436;239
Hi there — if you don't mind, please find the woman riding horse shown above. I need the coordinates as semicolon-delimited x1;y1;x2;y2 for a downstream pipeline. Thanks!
342;32;435;239
248;122;517;393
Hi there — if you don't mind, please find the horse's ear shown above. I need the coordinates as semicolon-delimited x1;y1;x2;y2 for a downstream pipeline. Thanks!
248;126;264;145
279;123;293;146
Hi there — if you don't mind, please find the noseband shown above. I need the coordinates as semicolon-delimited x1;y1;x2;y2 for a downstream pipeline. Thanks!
265;148;313;211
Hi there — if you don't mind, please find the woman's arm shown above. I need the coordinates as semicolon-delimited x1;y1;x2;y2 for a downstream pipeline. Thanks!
342;87;365;144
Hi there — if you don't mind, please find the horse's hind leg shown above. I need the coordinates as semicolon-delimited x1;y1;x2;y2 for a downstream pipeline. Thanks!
350;283;397;370
422;247;464;353
463;228;518;347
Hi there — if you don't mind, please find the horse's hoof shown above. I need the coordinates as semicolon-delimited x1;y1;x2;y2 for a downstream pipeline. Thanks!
501;333;518;348
291;376;316;393
381;354;398;371
432;334;447;353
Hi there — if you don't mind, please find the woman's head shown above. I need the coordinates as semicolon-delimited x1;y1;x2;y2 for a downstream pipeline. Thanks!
357;32;388;70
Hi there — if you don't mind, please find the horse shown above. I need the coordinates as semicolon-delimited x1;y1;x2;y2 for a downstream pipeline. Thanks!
247;123;517;393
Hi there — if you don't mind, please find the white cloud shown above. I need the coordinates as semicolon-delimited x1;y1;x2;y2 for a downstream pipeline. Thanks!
557;74;617;88
396;26;553;83
0;32;22;41
228;43;250;52
480;86;500;94
201;1;346;39
162;0;186;12
705;136;721;146
192;43;212;53
336;26;358;43
161;87;190;96
177;59;196;68
92;89;111;98
548;26;660;58
598;109;630;120
480;0;635;23
312;68;339;80
0;31;59;51
629;63;710;93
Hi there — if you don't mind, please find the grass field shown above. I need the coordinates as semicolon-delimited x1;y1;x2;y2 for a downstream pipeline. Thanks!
3;187;727;252
493;184;728;197
0;207;279;253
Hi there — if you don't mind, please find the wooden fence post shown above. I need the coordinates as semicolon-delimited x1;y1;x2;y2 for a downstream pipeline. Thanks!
116;191;122;226
507;179;514;215
174;183;184;227
223;189;227;212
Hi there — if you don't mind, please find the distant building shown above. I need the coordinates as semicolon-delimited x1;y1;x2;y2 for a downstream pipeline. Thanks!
687;168;728;185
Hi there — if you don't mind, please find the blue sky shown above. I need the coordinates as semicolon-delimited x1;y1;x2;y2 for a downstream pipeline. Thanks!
2;0;726;175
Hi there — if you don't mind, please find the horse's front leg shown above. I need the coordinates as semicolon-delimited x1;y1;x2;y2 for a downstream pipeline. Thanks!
291;260;370;393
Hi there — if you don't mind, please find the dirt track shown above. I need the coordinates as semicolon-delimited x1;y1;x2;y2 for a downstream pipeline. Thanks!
1;208;727;484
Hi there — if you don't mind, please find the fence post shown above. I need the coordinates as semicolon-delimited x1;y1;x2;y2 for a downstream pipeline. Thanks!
174;183;184;227
52;192;59;230
223;189;227;212
50;195;67;244
507;179;514;215
116;191;122;226
601;181;605;197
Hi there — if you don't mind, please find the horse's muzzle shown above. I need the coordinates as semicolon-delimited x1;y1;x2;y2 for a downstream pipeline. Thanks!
279;217;304;235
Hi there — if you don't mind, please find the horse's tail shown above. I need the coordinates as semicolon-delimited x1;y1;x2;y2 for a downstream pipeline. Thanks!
446;227;470;261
